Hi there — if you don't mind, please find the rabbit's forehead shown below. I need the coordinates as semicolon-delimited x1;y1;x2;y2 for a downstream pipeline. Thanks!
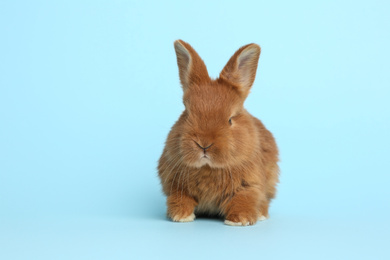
183;83;242;113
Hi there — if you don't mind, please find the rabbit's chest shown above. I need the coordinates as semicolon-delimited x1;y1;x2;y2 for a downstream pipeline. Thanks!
189;168;232;214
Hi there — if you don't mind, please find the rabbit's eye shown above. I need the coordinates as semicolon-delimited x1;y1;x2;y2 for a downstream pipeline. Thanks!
229;118;232;125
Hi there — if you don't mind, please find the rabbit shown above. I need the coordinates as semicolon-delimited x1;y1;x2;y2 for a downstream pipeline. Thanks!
157;40;279;226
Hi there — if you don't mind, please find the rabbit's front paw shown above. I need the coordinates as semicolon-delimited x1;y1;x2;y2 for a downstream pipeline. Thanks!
167;193;197;223
224;212;258;226
172;212;195;222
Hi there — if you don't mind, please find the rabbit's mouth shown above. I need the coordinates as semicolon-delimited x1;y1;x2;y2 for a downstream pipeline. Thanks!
196;154;211;167
200;156;210;164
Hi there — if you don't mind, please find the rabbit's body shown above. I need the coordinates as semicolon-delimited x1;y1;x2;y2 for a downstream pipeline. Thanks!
158;40;279;226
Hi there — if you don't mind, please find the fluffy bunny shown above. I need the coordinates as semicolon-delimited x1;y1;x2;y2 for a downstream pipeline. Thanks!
158;40;279;226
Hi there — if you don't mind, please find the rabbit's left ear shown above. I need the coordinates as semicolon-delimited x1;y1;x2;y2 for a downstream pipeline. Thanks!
220;44;261;97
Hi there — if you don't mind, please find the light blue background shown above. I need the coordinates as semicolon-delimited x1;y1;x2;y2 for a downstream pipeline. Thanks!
1;0;389;259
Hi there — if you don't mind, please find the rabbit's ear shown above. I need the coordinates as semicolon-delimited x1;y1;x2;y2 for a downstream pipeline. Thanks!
174;40;210;90
220;44;261;96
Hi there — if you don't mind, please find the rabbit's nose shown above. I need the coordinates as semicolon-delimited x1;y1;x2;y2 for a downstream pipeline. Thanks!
194;141;214;153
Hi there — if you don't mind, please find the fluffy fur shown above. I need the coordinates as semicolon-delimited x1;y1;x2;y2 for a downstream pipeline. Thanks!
158;40;279;226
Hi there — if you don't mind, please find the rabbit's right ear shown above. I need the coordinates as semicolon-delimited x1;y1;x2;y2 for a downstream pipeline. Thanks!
174;40;210;90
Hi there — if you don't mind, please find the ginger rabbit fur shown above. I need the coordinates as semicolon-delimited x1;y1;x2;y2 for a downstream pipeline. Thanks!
158;40;279;226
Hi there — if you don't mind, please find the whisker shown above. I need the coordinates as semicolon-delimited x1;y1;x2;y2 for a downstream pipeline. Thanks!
220;168;225;204
162;154;183;186
180;164;190;203
228;166;234;202
169;161;184;196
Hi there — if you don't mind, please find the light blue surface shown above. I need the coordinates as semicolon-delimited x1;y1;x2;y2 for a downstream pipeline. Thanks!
1;0;389;259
